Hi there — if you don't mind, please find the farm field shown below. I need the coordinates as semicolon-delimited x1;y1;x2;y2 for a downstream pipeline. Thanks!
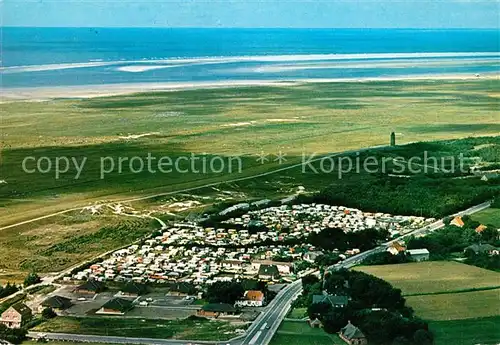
269;320;344;345
429;316;500;345
472;207;500;228
406;288;500;320
32;316;242;341
2;78;499;226
354;261;500;295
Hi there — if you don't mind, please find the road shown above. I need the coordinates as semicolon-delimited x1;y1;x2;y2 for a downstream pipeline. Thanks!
26;200;492;345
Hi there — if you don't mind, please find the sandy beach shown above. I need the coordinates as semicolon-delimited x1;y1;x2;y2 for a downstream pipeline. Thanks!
1;73;498;102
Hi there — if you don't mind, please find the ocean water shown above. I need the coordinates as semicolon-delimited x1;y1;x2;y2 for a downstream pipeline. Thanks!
1;28;499;88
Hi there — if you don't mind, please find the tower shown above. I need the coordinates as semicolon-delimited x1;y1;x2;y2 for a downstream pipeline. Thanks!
390;132;396;146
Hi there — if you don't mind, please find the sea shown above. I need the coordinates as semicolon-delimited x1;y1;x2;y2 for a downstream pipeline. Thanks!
1;28;499;88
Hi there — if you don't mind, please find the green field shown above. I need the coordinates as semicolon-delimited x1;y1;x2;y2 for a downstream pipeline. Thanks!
2;79;499;227
287;307;308;319
472;207;500;228
270;321;344;345
355;262;500;323
1;79;499;282
354;261;500;295
406;288;500;320
33;316;242;341
430;316;500;345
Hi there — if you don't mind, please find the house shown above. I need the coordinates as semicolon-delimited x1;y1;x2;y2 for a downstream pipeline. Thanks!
465;244;499;255
450;216;465;228
119;282;148;297
386;241;406;256
74;279;105;294
475;224;488;234
197;303;239;318
309;318;323;328
481;173;499;182
234;290;265;307
0;304;32;329
41;295;73;312
407;249;430;262
312;294;348;308
339;321;367;345
252;260;293;275
258;264;280;281
303;251;324;263
96;298;134;315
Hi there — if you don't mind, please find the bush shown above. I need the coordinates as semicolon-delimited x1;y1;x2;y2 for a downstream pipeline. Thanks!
42;307;57;319
23;272;41;287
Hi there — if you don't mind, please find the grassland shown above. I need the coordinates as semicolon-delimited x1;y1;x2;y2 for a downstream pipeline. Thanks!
472;207;500;228
355;261;500;344
1;79;499;281
270;320;344;345
287;307;308;319
406;288;500;320
354;261;500;295
33;316;242;341
0;213;157;283
2;79;499;226
429;316;500;345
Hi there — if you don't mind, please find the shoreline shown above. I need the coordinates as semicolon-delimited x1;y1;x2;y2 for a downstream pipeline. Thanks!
2;73;498;101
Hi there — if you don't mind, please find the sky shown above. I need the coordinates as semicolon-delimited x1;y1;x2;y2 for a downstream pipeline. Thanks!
2;0;500;28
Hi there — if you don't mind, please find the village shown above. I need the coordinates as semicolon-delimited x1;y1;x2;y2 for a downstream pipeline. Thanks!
71;203;433;285
0;202;437;344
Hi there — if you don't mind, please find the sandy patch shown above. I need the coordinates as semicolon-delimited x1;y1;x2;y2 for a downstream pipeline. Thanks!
119;132;160;139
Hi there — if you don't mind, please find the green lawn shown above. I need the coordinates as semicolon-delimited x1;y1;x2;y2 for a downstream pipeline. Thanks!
430;316;500;345
32;316;242;341
472;207;500;228
270;321;344;345
287;307;307;319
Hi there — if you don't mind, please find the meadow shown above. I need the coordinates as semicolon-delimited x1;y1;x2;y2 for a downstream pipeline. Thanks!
354;261;500;295
33;316;241;341
472;207;500;228
270;320;344;345
406;288;500;320
1;79;499;282
0;213;157;283
429;316;500;345
2;78;499;227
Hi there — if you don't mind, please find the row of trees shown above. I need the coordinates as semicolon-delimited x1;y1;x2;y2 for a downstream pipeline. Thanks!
204;279;273;305
0;282;19;299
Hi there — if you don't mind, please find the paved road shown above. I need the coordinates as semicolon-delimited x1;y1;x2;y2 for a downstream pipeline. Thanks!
26;200;491;345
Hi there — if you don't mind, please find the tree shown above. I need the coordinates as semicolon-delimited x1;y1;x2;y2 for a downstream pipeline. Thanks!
0;323;27;344
392;336;411;345
23;272;41;287
307;301;332;320
0;282;19;298
42;307;57;319
205;281;244;304
413;329;434;345
301;274;320;294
